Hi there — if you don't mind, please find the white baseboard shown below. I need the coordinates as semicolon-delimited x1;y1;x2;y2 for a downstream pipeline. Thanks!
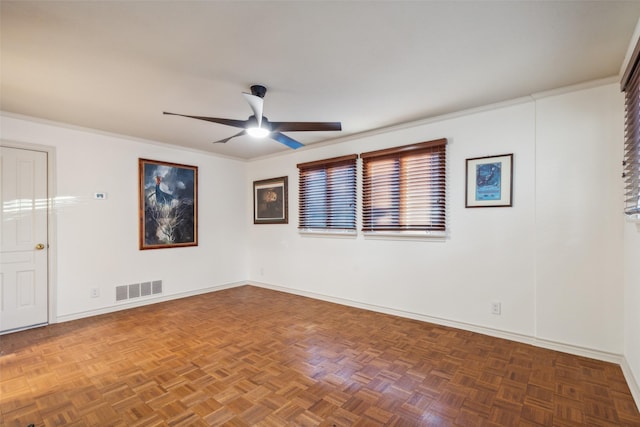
621;357;640;409
55;281;246;323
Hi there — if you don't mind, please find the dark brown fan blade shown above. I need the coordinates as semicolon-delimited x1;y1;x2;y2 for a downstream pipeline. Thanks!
164;112;249;129
213;130;246;144
271;132;304;149
269;121;342;132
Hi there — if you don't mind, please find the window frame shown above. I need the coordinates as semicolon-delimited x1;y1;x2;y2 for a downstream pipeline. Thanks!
297;154;358;234
360;138;447;237
622;38;640;218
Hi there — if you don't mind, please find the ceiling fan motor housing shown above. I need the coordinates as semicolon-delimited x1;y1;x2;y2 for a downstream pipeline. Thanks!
250;85;267;98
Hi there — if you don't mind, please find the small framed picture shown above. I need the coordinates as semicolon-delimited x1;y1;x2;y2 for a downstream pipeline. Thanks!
253;176;288;224
465;154;513;208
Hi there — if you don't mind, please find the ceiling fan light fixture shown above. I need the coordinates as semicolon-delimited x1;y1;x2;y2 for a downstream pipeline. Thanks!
246;126;270;138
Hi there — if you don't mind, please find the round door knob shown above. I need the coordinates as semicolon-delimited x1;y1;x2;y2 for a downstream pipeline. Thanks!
35;243;45;250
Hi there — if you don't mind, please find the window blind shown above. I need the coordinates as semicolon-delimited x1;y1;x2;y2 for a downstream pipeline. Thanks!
361;138;447;232
297;154;357;231
622;40;640;216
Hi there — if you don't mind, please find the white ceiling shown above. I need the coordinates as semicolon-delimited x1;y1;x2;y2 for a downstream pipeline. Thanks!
2;1;639;160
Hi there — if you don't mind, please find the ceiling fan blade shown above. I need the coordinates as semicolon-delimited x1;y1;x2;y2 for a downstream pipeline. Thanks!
213;130;246;144
269;121;342;132
164;111;249;129
271;132;304;149
242;93;264;128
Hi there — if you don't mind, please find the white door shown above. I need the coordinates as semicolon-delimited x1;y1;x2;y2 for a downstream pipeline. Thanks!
0;146;49;333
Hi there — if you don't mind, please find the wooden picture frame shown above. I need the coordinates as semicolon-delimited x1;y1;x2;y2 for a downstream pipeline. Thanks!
253;176;288;224
465;154;513;208
139;158;198;249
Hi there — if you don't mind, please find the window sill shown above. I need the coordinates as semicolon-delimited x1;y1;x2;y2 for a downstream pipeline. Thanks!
297;229;449;240
362;230;448;241
299;228;357;238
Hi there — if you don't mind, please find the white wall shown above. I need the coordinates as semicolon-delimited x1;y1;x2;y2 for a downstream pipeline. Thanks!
624;220;640;400
248;82;625;357
1;115;248;319
535;85;625;352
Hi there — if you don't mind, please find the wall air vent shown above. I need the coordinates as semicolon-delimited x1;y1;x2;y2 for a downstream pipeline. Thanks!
116;280;162;302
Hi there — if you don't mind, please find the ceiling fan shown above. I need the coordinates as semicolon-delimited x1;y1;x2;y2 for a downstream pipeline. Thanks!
163;85;342;149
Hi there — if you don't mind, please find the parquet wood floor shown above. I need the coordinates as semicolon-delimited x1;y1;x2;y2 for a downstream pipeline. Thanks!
1;285;639;426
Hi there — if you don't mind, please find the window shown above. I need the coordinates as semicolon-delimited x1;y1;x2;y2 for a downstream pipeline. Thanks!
622;40;640;216
297;154;357;231
361;138;446;232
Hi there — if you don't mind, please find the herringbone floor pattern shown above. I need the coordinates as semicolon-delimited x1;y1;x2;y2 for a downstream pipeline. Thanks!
1;285;639;426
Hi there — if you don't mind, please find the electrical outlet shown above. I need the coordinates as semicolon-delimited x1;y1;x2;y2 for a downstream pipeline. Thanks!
491;301;501;315
90;288;100;298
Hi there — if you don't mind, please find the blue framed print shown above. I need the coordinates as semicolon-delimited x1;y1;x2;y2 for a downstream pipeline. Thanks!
465;154;513;208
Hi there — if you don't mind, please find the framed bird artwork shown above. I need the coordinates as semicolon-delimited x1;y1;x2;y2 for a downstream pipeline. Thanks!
138;158;198;249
